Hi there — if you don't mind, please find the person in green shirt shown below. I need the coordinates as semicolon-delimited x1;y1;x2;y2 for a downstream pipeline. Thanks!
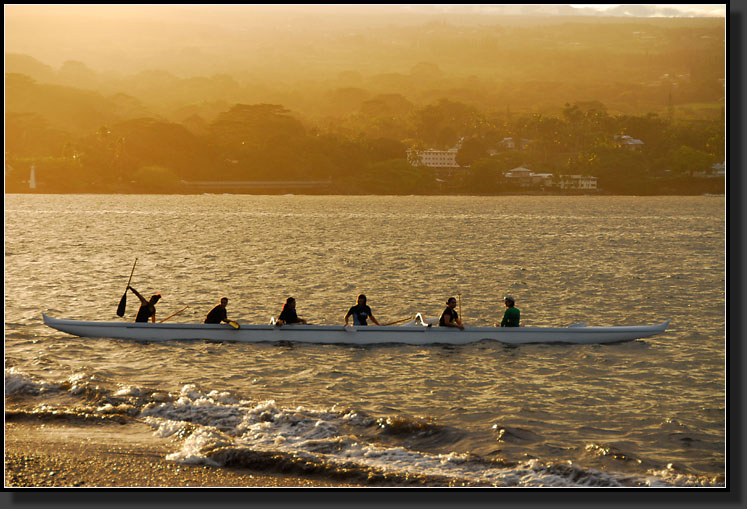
498;296;521;327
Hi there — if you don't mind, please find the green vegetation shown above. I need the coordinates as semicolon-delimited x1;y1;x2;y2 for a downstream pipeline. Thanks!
4;15;725;195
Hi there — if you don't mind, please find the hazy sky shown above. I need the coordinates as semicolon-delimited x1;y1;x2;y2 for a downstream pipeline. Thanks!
567;4;726;16
4;4;727;74
403;4;727;16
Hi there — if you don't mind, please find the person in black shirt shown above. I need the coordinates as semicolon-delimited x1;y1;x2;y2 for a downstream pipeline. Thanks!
128;286;161;323
205;297;231;324
439;297;464;330
276;297;307;325
344;294;380;326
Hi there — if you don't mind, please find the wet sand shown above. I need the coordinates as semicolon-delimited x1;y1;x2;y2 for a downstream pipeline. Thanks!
4;421;366;488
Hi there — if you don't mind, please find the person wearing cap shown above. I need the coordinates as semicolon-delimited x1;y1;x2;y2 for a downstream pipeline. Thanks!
498;296;520;327
128;285;161;323
439;297;464;330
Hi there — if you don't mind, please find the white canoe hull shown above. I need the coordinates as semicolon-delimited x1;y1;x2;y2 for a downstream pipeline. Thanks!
42;314;670;345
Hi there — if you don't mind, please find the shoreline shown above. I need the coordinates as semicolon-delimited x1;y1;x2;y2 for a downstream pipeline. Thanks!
4;420;366;488
4;190;725;197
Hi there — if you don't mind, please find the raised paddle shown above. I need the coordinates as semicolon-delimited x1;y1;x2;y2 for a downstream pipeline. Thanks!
116;258;138;317
457;292;464;327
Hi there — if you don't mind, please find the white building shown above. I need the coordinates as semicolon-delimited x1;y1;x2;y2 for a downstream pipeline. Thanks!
407;148;460;168
531;173;554;187
504;166;533;186
500;137;532;150
504;167;553;188
557;174;598;190
407;138;464;169
614;135;644;151
693;161;725;178
711;161;725;176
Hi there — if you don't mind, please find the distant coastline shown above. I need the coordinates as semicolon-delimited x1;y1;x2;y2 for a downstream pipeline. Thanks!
4;187;726;197
3;174;726;196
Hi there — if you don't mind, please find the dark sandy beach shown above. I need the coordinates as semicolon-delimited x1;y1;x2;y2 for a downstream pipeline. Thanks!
4;420;367;488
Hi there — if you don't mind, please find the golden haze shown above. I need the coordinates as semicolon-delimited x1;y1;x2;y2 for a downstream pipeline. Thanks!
4;5;725;195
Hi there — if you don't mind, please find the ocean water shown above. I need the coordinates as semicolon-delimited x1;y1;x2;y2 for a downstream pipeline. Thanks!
4;194;726;487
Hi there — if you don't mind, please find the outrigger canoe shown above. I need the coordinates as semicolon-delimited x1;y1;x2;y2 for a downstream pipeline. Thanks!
42;313;669;345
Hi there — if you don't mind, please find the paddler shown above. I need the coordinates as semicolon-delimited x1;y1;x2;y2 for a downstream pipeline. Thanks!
127;286;161;323
344;294;380;326
497;296;521;327
439;297;464;330
275;297;307;325
205;297;232;324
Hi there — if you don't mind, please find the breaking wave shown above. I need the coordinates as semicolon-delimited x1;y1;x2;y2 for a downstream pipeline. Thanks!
6;368;723;487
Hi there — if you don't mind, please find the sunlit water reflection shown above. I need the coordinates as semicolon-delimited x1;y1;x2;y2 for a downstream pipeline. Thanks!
5;194;725;486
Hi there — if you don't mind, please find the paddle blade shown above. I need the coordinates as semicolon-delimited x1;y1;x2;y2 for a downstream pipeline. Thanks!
116;292;127;317
228;320;240;329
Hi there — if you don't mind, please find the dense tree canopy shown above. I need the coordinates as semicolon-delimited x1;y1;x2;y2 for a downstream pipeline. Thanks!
4;15;725;195
4;88;725;195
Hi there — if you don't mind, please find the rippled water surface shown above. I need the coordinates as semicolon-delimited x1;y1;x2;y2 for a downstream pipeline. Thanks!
5;194;725;486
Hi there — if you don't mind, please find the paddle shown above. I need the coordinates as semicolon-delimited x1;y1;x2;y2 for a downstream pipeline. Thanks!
457;292;464;328
159;305;188;323
116;258;138;317
228;320;240;329
457;293;462;320
382;316;414;326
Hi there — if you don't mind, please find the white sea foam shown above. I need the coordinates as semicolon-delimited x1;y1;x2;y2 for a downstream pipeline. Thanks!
96;403;138;415
113;385;145;397
4;367;59;396
137;383;717;487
